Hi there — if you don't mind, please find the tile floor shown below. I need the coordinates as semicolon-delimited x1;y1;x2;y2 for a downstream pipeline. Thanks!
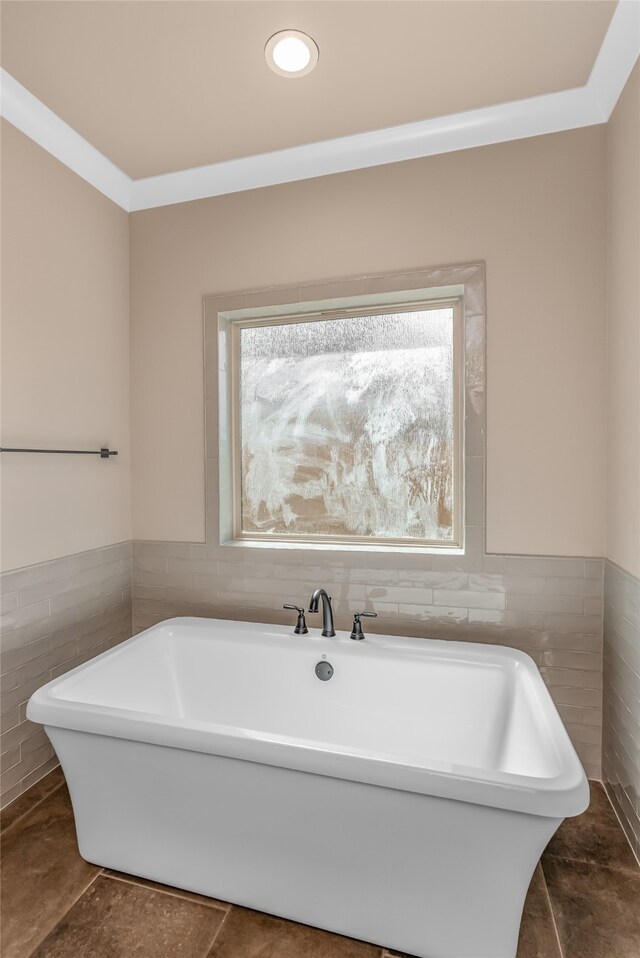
1;768;638;958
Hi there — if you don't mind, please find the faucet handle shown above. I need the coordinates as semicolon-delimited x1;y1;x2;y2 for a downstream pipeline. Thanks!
350;611;377;641
283;604;308;635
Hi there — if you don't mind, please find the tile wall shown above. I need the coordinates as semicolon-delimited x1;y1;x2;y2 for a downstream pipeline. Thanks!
131;542;604;780
0;542;133;807
603;560;640;862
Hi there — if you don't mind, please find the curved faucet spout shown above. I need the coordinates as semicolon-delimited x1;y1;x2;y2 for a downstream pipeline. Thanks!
309;588;336;637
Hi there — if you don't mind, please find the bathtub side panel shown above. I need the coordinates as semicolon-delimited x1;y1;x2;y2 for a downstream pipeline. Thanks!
48;728;560;958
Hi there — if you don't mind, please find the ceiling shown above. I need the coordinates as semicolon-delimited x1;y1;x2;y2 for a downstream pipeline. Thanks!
0;0;616;180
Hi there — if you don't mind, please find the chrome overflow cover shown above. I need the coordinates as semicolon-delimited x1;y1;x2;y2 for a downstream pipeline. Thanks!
315;661;334;681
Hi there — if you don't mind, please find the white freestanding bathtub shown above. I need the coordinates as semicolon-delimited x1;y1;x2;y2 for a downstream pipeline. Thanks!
28;617;588;958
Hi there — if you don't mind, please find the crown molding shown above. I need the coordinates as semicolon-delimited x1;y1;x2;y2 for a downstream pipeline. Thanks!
130;85;601;211
587;0;640;116
1;1;638;213
0;69;132;210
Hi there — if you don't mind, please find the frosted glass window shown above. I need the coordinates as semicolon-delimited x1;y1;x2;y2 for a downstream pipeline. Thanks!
235;305;461;545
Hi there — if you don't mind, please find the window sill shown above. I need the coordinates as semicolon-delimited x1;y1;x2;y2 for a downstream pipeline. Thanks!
220;538;465;556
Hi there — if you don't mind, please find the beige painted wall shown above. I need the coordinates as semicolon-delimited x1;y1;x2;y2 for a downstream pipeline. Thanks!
0;121;131;571
606;63;640;579
130;126;607;556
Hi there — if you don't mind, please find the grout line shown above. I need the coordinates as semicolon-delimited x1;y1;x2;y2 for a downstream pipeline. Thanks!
26;870;103;958
602;781;640;869
102;870;231;912
539;863;564;958
203;904;232;956
542;783;639;875
0;778;64;838
543;849;640;876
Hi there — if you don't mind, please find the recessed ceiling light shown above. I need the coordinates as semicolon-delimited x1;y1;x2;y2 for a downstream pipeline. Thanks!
265;30;319;78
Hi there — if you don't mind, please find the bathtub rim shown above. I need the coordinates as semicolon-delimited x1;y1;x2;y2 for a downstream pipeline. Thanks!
27;616;590;820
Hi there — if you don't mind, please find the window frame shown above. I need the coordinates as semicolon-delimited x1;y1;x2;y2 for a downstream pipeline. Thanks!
227;295;465;550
